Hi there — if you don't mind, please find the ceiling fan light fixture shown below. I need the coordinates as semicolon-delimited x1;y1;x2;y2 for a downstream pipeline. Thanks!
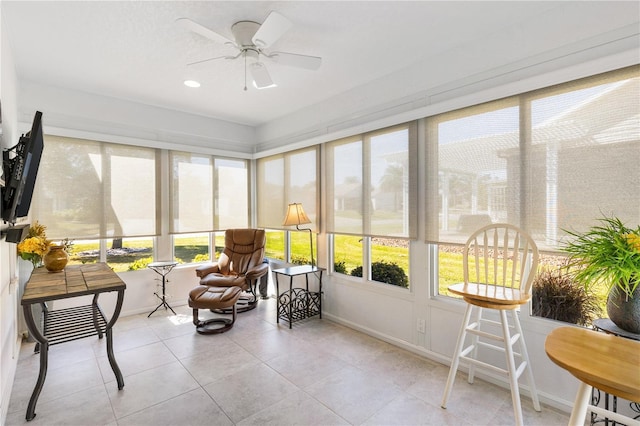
179;11;321;91
183;80;201;88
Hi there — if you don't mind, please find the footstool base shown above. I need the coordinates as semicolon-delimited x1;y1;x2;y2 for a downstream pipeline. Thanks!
188;285;241;334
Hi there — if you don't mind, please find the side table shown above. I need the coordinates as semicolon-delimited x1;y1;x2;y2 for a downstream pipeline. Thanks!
544;327;640;426
591;318;640;425
21;263;126;421
148;261;178;317
272;265;325;329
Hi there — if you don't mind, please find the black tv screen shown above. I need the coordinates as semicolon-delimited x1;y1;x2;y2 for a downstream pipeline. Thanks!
2;111;44;224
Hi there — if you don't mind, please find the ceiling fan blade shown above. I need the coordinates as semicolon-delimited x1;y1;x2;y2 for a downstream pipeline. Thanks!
268;52;322;71
252;12;292;48
176;17;235;47
250;62;276;89
187;55;236;67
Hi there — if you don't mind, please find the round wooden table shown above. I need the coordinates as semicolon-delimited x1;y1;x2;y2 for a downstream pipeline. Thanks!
544;326;640;426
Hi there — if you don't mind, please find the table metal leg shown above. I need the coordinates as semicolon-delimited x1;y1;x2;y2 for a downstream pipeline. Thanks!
288;276;293;329
105;289;125;389
91;294;104;339
318;270;323;319
275;273;280;324
33;302;48;354
23;304;49;421
305;273;310;318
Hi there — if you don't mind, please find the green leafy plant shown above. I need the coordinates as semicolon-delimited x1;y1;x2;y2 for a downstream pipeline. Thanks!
128;256;153;271
59;238;74;255
290;254;311;265
193;253;210;263
350;261;408;288
532;267;602;326
334;260;347;274
561;216;640;298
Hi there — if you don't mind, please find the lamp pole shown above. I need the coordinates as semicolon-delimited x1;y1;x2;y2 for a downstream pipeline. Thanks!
297;224;314;267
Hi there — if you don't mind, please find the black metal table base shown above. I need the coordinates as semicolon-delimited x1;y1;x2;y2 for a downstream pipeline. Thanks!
23;291;124;421
273;266;324;329
148;291;176;317
147;262;177;317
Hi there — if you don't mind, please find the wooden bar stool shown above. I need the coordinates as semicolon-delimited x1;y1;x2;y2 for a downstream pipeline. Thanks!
545;326;640;426
441;223;541;426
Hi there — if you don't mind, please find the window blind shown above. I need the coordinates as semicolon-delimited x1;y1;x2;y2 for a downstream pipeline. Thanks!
326;122;418;238
31;136;159;240
256;147;318;231
169;152;248;233
426;66;640;249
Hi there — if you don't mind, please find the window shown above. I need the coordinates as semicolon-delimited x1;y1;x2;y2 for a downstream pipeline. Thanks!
264;229;285;261
32;136;159;240
257;148;318;261
527;72;640;247
327;123;417;287
174;233;210;263
170;153;248;234
169;153;248;262
65;239;100;266
426;99;519;245
332;234;363;275
427;66;640;308
31;136;159;271
106;237;154;272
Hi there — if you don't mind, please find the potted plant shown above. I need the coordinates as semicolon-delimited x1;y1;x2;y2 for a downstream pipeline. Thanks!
532;267;602;326
561;216;640;333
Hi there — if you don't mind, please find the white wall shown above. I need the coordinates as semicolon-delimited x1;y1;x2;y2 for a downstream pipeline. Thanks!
0;5;24;422
17;81;257;156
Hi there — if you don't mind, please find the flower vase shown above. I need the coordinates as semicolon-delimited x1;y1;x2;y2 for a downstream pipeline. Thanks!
43;246;69;272
30;257;43;270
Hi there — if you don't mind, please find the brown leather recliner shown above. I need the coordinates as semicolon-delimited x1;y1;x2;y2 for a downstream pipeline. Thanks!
195;228;269;312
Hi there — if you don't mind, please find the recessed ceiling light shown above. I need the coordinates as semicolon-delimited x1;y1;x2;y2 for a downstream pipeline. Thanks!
184;80;201;88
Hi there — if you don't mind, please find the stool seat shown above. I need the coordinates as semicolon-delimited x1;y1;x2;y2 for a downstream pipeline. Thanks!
448;282;531;309
188;285;241;334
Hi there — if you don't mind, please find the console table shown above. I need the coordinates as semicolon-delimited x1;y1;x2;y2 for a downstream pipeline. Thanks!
272;265;324;329
20;263;126;421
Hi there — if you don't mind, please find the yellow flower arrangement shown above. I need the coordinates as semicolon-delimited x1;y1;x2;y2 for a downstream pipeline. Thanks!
624;233;640;253
17;221;51;268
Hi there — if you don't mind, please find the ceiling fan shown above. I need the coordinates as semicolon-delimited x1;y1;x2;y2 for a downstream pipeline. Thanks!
177;11;322;91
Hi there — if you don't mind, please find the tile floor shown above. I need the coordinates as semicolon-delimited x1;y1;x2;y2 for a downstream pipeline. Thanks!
6;297;570;425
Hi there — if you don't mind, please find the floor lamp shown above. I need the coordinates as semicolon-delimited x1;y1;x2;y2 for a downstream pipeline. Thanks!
282;203;315;267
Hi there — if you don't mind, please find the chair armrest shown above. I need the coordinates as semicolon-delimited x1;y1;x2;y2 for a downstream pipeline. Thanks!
245;263;269;281
195;263;221;278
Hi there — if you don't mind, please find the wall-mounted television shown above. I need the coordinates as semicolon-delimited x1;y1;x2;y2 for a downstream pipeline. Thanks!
2;111;44;225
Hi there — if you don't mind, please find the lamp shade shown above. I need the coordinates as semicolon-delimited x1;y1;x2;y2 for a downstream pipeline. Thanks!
282;203;311;226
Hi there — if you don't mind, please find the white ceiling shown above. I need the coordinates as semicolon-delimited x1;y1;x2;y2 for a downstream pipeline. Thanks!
2;1;640;129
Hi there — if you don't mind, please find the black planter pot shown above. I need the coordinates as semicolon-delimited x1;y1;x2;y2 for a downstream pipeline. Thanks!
607;285;640;334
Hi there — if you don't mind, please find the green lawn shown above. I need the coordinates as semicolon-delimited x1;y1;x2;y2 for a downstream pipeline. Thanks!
66;235;608;320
